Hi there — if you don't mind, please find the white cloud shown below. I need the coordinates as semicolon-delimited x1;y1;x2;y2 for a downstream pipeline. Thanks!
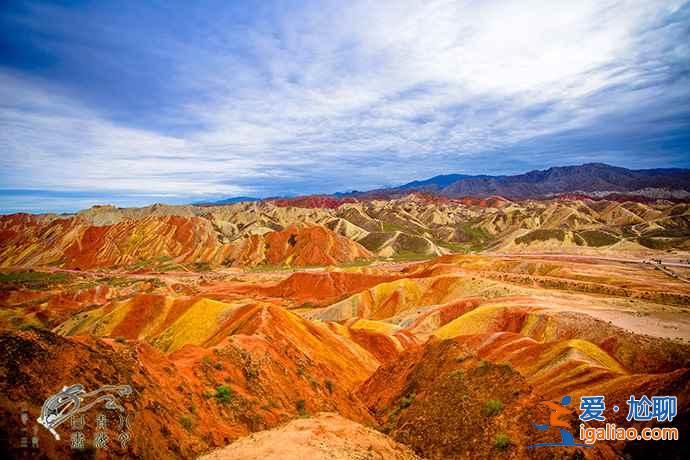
181;0;688;157
0;73;255;196
1;0;688;210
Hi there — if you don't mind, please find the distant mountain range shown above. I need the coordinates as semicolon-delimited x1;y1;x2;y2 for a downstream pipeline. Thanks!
386;163;690;199
203;163;690;205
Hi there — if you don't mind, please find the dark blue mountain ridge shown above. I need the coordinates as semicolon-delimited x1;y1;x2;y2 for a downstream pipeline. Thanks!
380;163;690;198
201;163;690;204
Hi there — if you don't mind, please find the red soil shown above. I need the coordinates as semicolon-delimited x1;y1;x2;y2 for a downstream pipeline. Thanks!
453;195;511;207
270;195;359;209
226;225;372;267
109;294;166;339
356;337;581;459
407;297;484;331
224;271;399;306
1;215;373;270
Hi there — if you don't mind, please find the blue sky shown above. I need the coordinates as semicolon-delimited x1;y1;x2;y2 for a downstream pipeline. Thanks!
1;0;689;213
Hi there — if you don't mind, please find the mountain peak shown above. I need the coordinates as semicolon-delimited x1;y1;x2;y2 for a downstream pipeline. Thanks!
388;163;689;199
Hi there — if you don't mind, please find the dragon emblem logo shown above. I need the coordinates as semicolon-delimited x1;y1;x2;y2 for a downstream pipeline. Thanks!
37;384;133;440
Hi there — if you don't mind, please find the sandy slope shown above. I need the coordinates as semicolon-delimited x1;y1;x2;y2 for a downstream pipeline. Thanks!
198;413;423;460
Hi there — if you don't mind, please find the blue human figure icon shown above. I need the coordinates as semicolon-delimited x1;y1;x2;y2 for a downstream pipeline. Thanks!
528;396;591;449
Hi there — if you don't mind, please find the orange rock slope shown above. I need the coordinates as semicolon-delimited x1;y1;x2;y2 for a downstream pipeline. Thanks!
224;225;372;267
0;302;387;458
2;248;690;459
0;214;371;269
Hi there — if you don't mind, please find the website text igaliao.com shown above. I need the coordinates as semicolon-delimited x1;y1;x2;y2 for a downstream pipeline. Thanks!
579;423;679;445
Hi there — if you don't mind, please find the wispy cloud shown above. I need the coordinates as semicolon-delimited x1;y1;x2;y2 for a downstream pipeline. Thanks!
1;0;689;212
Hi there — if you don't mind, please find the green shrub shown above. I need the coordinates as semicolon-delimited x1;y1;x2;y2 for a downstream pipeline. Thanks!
296;399;308;417
400;393;416;408
449;369;465;380
244;365;258;381
179;416;193;431
484;399;503;417
114;336;127;344
215;385;233;404
493;433;512;450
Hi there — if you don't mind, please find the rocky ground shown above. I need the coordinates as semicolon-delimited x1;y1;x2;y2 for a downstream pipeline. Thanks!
1;196;689;459
2;195;688;270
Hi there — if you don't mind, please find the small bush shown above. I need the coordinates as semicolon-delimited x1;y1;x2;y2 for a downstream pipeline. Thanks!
201;356;213;367
214;362;223;370
114;336;127;344
244;365;258;380
400;393;416;408
296;399;308;417
449;369;465;380
215;385;233;404
179;416;193;431
484;399;503;417
455;353;470;363
324;379;334;394
493;433;512;450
